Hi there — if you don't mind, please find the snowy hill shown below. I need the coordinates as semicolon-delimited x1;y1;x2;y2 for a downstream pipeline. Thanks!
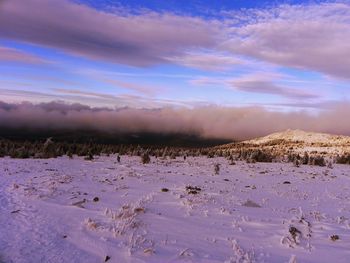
243;129;350;146
217;129;350;156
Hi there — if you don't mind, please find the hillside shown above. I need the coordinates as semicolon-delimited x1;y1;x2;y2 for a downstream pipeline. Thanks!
244;129;350;146
218;129;350;157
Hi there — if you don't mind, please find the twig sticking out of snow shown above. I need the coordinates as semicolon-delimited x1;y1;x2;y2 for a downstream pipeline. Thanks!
226;239;255;263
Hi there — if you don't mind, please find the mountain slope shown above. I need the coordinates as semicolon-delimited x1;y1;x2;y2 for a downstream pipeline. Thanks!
217;129;350;156
243;129;350;146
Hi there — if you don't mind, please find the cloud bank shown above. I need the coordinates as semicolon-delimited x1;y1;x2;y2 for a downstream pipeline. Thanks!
1;101;350;141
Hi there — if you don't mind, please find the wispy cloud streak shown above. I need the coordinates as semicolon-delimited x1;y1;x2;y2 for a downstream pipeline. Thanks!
0;46;45;64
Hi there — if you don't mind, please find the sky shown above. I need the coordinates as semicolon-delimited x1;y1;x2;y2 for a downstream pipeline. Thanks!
1;0;350;139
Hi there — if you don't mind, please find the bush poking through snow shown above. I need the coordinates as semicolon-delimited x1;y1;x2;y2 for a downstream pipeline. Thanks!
327;159;334;169
84;218;98;230
330;235;339;241
84;152;94;161
214;163;220;175
143;248;155;255
134;207;145;214
67;151;73;159
310;155;326;166
289;226;302;243
302;152;309;165
293;159;301;167
242;200;261;208
141;153;150;164
186;186;201;195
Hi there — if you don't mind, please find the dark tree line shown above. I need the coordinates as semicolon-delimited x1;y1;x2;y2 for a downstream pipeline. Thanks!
1;138;350;166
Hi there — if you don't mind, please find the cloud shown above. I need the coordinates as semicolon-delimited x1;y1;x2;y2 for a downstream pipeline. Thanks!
231;76;319;99
0;88;197;109
190;73;320;100
0;46;45;64
189;77;225;86
224;2;350;79
1;0;349;80
75;69;164;96
169;51;243;71
1;100;350;140
266;100;343;110
0;0;220;66
233;80;318;99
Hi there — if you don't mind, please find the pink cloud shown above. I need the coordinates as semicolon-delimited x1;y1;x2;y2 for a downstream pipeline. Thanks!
1;100;350;140
224;3;350;79
230;73;319;99
169;51;243;71
0;0;220;66
1;0;350;80
0;46;45;64
190;73;320;100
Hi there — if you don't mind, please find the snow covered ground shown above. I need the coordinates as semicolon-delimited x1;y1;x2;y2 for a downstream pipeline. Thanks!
1;155;350;263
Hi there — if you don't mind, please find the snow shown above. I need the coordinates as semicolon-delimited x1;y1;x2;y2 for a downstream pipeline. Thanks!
1;155;350;263
220;129;350;156
244;129;350;146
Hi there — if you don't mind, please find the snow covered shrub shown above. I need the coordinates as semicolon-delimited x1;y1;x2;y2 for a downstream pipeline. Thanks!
207;151;215;158
327;159;334;169
246;158;256;164
227;155;236;165
84;152;94;161
10;147;31;159
311;156;326;166
84;218;98;230
214;163;220;175
170;152;177;159
336;154;350;164
216;150;223;157
161;147;168;159
302;152;309;165
67;151;73;159
330;235;339;241
239;148;275;163
289;226;302;243
293;159;301;167
42;137;59;158
186;186;201;194
141;152;150;164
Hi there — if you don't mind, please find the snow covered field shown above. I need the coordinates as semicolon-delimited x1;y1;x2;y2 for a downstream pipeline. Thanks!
1;155;350;263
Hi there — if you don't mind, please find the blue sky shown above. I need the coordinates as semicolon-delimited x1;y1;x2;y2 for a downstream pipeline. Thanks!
79;0;315;16
0;0;349;111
